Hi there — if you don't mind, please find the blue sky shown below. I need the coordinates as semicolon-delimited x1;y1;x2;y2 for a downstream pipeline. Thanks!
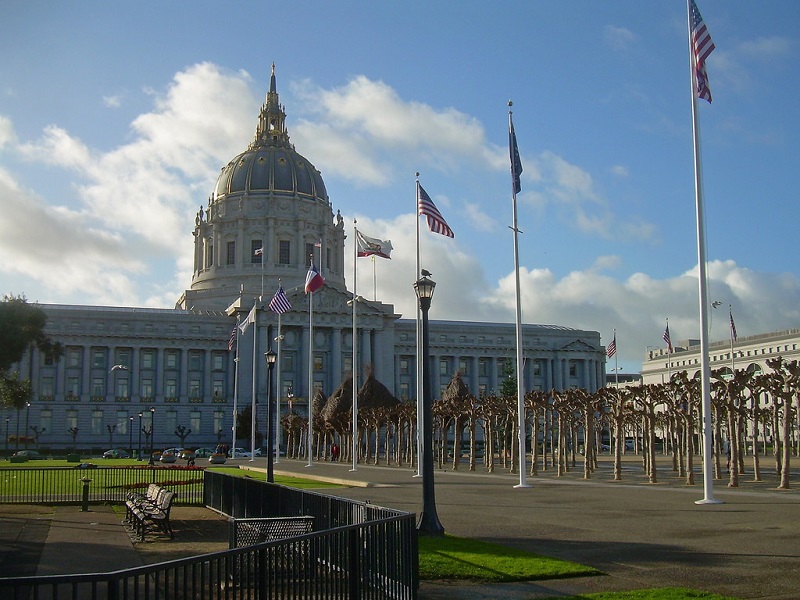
1;1;798;373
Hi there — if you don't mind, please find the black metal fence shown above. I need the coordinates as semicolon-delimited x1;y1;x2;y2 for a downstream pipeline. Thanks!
0;466;205;505
0;470;419;600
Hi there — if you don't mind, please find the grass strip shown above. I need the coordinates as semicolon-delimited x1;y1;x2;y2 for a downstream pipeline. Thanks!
540;589;738;599
418;534;600;583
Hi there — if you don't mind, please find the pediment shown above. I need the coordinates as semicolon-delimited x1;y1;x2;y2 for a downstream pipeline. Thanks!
559;339;598;352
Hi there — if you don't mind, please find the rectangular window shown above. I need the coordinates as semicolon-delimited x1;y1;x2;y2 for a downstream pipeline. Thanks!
282;353;294;372
141;378;154;398
226;241;236;266
459;359;468;375
212;379;224;398
305;243;314;267
399;383;410;400
478;383;487;397
39;409;52;433
67;348;81;368
141;350;155;369
115;350;130;368
313;355;324;372
165;379;178;399
400;358;409;375
66;376;80;397
165;410;177;435
115;378;129;398
569;362;577;377
279;240;291;264
189;379;201;398
213;410;225;438
92;378;104;398
251;239;263;263
66;410;78;430
92;349;106;369
117;410;129;434
283;381;294;399
212;354;225;371
479;359;488;377
343;355;353;374
188;351;202;371
91;410;103;435
165;351;178;370
40;376;55;397
190;410;201;434
533;362;542;376
439;359;448;377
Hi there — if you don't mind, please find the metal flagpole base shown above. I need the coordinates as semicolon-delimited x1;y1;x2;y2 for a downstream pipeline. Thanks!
695;497;723;505
513;483;533;489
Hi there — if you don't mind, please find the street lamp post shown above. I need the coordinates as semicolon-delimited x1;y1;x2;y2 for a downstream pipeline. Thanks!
24;402;31;450
264;349;277;483
137;412;143;460
148;407;156;465
129;416;134;458
413;273;445;536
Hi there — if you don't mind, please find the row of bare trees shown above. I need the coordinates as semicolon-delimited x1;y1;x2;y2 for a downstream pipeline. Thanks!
278;358;799;489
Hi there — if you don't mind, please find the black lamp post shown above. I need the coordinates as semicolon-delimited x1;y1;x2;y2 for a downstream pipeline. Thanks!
414;273;445;536
148;407;156;465
24;402;31;450
128;416;134;458
137;412;143;460
264;348;277;483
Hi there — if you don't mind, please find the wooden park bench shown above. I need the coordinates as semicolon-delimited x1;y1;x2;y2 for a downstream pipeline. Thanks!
126;485;176;541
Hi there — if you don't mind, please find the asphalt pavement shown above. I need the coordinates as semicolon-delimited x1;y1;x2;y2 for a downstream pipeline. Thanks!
0;454;798;599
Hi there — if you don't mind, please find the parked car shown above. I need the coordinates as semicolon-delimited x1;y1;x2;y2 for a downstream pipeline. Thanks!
102;448;130;459
230;447;261;458
159;449;179;463
192;447;215;458
12;450;41;459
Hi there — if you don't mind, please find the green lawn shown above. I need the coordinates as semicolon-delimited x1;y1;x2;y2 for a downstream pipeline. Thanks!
541;591;737;600
418;536;739;599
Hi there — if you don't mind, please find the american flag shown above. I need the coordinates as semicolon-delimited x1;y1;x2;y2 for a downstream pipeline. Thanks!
269;286;292;314
729;309;738;341
227;326;237;351
606;334;617;359
417;184;454;238
663;322;673;353
690;0;715;103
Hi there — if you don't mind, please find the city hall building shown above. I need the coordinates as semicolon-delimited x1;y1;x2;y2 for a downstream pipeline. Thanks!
9;67;605;453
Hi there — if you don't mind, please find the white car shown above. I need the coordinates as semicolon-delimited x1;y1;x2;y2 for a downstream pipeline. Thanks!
230;447;262;458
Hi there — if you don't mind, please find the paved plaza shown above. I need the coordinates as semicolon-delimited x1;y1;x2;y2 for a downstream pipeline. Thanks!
0;455;799;599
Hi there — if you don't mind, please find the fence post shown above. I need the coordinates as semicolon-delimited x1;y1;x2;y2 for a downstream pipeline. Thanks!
348;527;361;600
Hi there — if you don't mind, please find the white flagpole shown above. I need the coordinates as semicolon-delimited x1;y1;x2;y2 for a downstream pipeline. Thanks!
275;300;283;465
414;174;423;478
509;104;530;489
372;255;377;301
729;306;735;374
687;0;719;505
307;263;314;468
250;303;258;462
613;329;619;388
352;220;359;471
232;316;240;457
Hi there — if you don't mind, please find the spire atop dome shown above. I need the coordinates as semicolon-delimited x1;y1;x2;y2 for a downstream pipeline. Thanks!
251;63;290;149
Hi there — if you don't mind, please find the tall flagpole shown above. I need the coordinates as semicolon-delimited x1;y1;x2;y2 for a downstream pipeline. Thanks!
509;102;530;488
307;278;314;468
275;290;283;465
414;174;423;477
688;0;719;505
352;220;359;471
250;303;258;462
232;316;240;457
613;329;619;388
729;305;736;374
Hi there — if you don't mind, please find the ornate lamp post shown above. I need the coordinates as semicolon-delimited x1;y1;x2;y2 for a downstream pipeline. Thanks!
148;407;156;465
413;273;445;536
137;412;143;460
264;348;277;483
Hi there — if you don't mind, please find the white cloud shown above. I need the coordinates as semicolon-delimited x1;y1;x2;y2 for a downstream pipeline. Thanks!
103;95;122;108
0;116;16;149
604;25;638;52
